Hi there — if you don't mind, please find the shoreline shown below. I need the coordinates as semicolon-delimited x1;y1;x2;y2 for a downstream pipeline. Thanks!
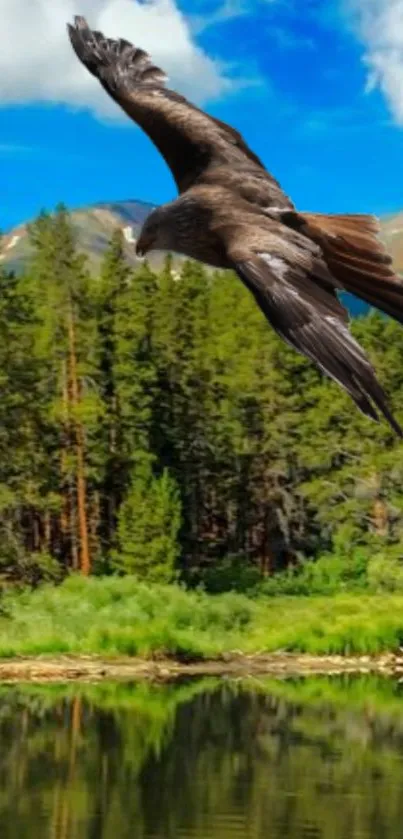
1;652;403;682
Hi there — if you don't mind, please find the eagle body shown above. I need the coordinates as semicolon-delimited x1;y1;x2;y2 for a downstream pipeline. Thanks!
68;16;403;437
143;190;230;269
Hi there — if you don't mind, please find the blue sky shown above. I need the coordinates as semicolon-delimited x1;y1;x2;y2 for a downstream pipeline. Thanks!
1;0;403;231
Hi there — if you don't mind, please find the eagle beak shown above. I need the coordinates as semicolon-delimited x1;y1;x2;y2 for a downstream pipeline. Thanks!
136;234;153;259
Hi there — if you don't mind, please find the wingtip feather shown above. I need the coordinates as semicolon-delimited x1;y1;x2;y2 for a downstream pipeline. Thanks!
67;15;168;90
73;15;88;29
66;16;88;37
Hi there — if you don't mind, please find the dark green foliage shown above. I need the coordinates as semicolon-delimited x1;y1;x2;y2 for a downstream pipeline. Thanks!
96;230;158;561
1;206;403;588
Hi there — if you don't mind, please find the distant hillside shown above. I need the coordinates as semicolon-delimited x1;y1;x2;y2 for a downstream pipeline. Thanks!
2;201;403;318
379;211;403;273
0;199;184;275
343;212;403;317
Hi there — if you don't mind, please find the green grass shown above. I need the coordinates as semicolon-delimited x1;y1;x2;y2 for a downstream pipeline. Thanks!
1;576;403;659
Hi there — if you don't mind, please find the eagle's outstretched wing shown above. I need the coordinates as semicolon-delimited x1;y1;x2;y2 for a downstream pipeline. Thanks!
67;16;278;194
220;217;403;435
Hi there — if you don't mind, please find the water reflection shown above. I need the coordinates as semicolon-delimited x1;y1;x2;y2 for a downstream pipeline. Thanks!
0;676;403;838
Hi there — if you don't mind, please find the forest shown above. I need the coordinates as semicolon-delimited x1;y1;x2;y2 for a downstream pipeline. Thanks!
1;204;403;596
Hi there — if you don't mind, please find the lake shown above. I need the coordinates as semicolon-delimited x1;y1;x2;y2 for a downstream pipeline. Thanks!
0;675;403;838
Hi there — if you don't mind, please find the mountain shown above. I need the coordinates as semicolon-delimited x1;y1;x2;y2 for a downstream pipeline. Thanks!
2;201;403;299
379;211;403;274
343;211;403;317
0;199;183;275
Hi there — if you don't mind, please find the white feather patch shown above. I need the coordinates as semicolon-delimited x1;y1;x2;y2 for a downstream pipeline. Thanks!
259;252;289;281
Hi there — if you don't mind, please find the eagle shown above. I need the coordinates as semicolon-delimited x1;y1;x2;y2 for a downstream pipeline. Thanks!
68;15;403;437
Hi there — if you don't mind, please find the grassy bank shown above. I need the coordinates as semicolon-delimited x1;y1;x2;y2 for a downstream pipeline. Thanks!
1;576;403;659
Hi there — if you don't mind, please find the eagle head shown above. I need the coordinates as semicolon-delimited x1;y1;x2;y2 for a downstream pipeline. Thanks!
136;208;172;257
136;197;203;260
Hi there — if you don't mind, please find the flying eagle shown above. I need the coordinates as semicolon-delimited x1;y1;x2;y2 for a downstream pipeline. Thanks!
68;16;403;436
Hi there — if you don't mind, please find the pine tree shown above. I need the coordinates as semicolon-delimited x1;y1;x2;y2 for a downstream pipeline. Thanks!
27;205;101;574
97;231;158;561
0;266;46;579
113;460;181;581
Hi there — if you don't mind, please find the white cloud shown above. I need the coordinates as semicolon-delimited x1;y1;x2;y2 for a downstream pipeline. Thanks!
350;0;403;124
0;0;233;118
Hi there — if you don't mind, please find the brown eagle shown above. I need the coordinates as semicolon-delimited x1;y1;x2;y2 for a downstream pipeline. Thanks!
68;15;403;436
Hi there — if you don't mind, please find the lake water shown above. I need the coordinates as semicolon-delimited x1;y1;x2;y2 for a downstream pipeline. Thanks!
1;675;403;838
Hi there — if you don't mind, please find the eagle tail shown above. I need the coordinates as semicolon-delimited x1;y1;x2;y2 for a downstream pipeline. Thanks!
298;211;403;324
67;16;167;94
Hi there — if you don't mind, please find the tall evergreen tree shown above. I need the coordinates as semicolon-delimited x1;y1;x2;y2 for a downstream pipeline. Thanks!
97;232;158;562
27;205;101;574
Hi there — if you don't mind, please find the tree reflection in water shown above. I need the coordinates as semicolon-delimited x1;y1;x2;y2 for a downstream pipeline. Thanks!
0;676;403;838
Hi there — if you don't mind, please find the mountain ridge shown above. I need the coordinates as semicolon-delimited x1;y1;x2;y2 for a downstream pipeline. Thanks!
0;199;169;275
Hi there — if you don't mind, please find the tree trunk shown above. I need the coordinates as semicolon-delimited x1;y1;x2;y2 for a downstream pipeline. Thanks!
89;491;101;563
373;498;389;537
44;511;52;554
67;301;90;575
61;360;78;571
